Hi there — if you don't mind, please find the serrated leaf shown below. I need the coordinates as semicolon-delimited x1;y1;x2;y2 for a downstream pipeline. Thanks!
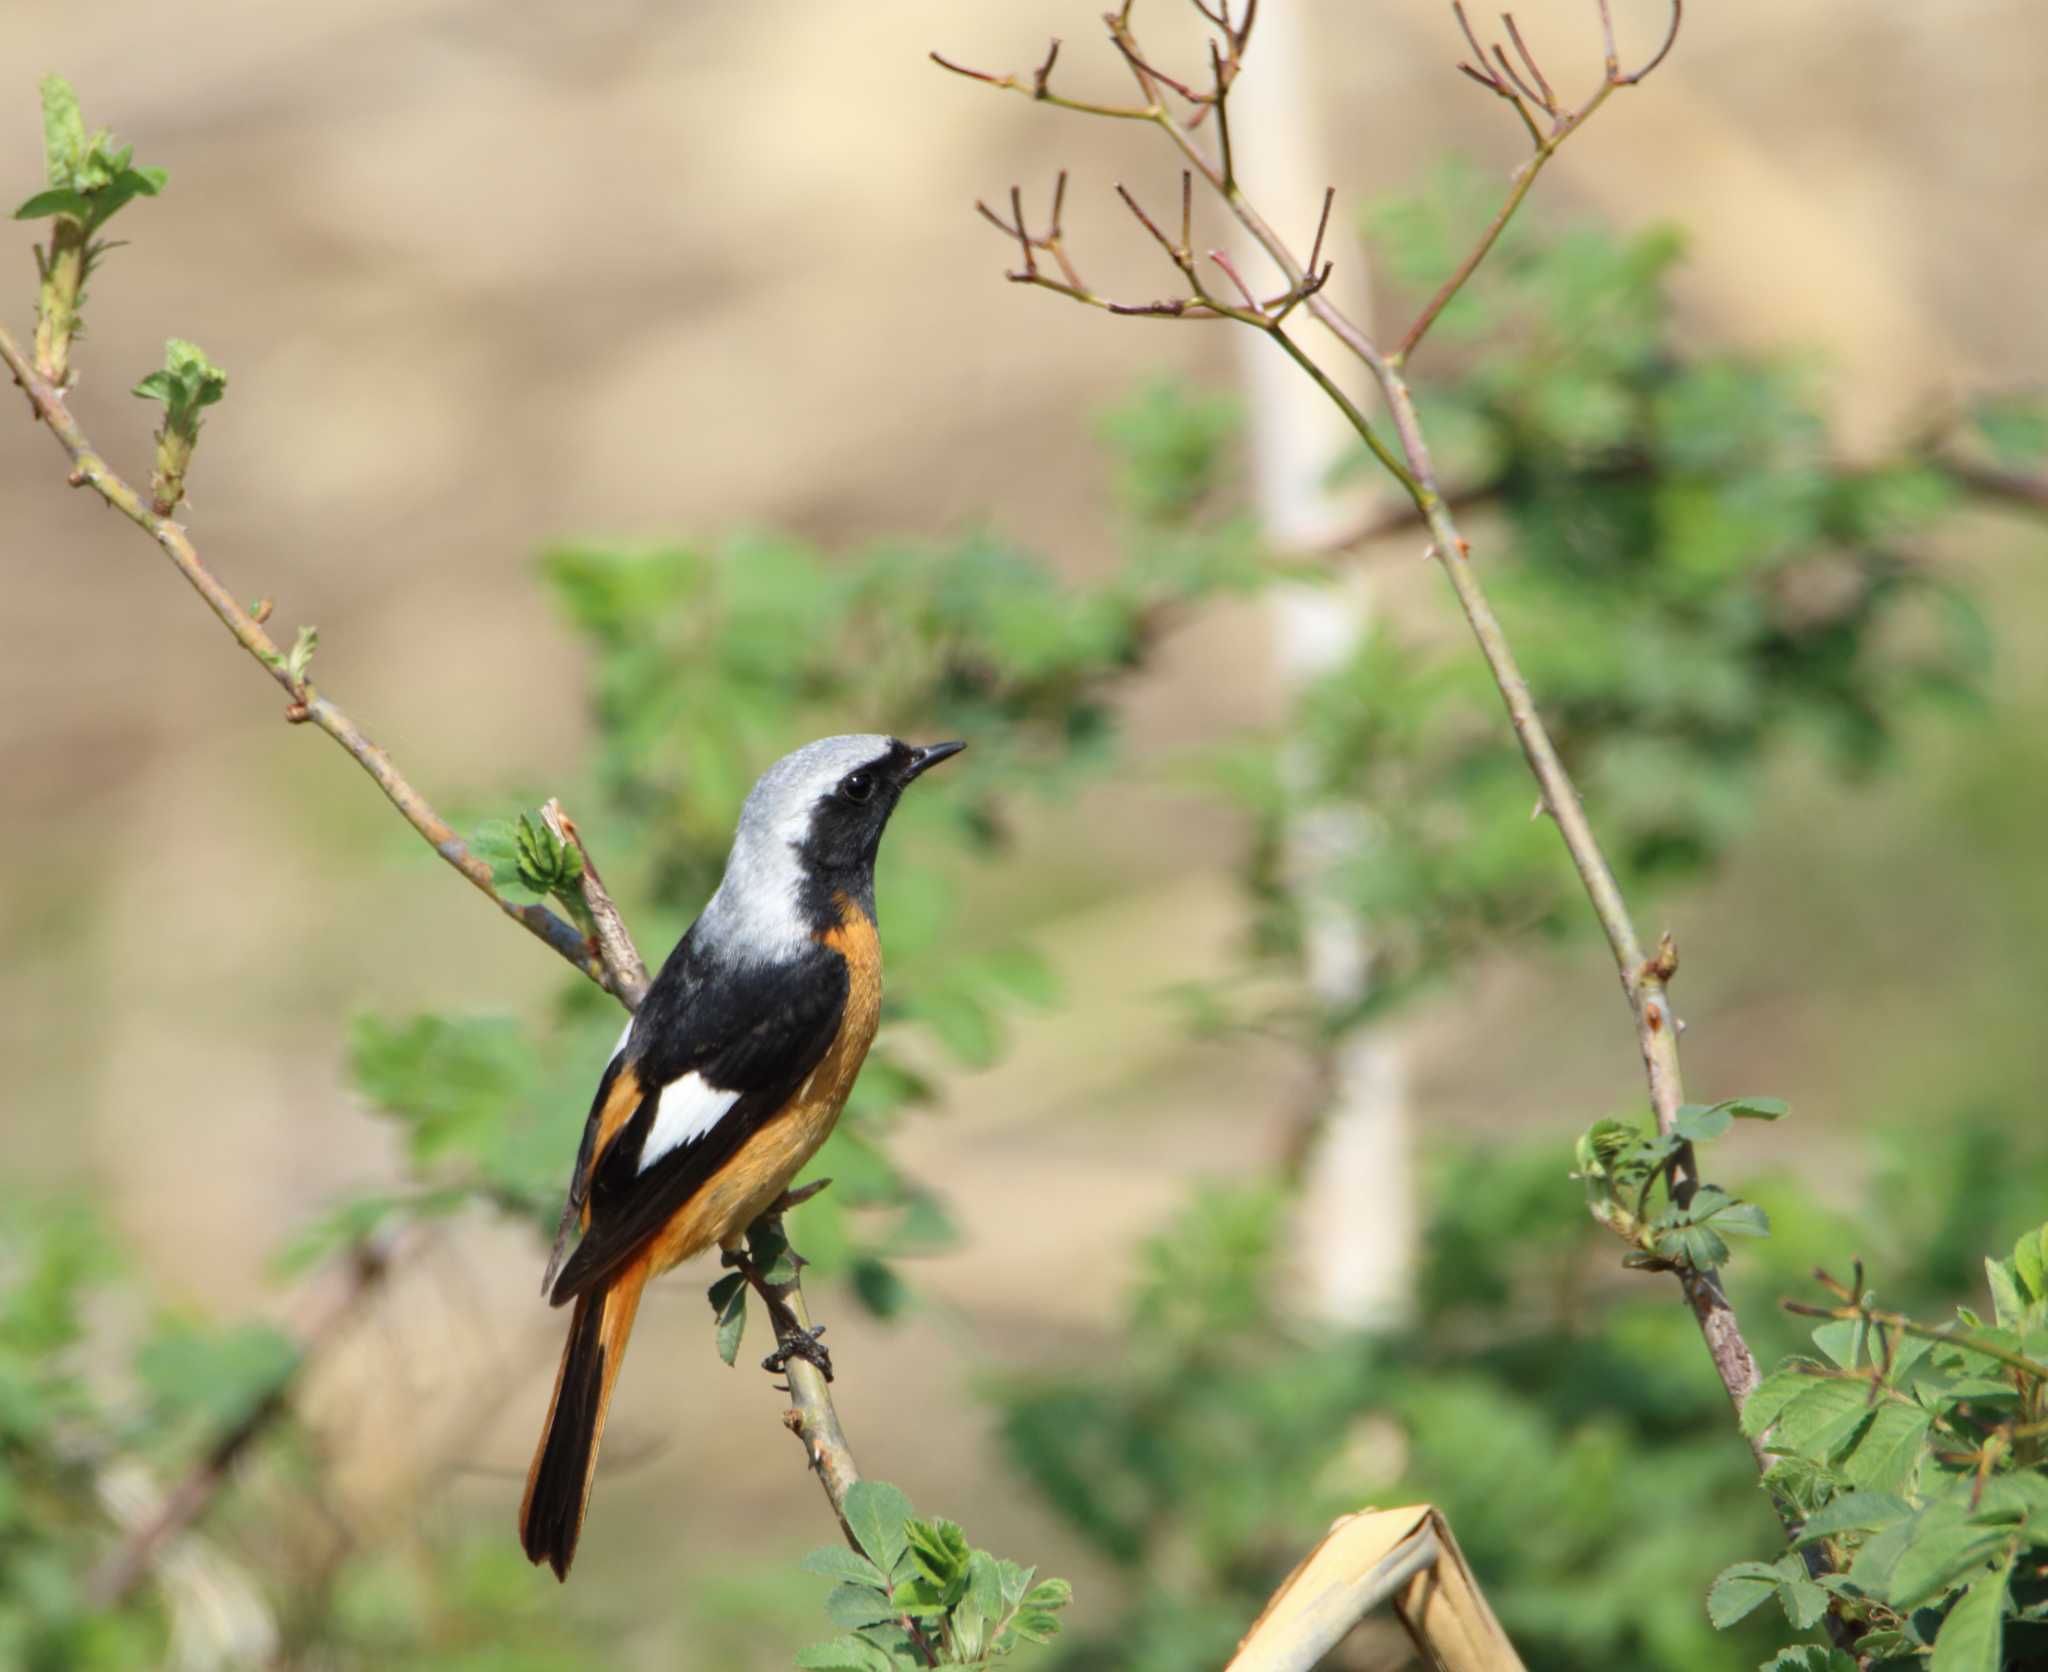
1022;1577;1072;1609
960;1548;1003;1629
1010;1609;1065;1644
1840;1405;1931;1497
799;1547;888;1588
1744;1366;1822;1439
1799;1491;1914;1544
823;1582;898;1630
1653;1221;1730;1271
1778;1571;1828;1629
1761;1650;1856;1672
1770;1378;1876;1462
843;1481;913;1578
1929;1554;2012;1672
793;1635;895;1672
1890;1518;2010;1610
1706;1561;1782;1628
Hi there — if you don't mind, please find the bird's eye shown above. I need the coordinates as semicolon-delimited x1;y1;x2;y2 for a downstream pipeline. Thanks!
839;771;876;805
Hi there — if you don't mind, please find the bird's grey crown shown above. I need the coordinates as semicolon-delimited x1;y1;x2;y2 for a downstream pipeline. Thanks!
696;734;895;963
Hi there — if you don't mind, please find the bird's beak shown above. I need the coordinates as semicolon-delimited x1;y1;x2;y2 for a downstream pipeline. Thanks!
901;739;967;782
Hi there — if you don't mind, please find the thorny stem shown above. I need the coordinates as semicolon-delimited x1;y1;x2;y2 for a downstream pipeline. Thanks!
1;313;865;1576
939;0;1769;1448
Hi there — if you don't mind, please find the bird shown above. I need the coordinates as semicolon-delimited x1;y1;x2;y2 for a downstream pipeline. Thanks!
518;733;965;1580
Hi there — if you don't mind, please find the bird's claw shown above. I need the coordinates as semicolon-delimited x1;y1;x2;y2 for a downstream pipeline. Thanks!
763;1323;833;1383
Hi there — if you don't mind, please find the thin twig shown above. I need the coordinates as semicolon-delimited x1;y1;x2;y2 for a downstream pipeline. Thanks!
0;324;615;995
941;0;1759;1453
4;312;865;1587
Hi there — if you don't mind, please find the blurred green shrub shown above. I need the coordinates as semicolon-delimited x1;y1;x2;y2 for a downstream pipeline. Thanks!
996;1115;2048;1672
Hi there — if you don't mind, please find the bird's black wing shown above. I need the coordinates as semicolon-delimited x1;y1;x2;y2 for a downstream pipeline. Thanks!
548;937;848;1306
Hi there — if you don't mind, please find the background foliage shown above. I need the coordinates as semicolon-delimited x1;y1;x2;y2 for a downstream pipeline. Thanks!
6;36;2048;1672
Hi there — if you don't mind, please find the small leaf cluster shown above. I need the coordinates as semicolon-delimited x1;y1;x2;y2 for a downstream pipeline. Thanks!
1575;1096;1786;1274
132;339;228;513
472;810;584;905
1713;1229;2048;1669
796;1481;1070;1670
15;76;166;384
12;75;165;234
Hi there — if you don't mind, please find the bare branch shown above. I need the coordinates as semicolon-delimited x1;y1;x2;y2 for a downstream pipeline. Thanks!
1391;0;1685;363
945;0;1770;1503
0;325;615;994
1501;13;1558;111
930;47;1156;121
3;304;868;1586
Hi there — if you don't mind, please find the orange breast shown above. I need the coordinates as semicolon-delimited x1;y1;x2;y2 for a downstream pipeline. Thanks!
646;893;883;1270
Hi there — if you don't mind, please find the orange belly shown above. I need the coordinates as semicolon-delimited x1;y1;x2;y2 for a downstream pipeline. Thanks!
645;896;882;1272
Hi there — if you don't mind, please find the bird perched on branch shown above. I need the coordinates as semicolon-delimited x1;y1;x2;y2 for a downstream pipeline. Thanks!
519;734;965;1580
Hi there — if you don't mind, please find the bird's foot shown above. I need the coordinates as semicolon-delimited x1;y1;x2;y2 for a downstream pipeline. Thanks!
763;1322;833;1383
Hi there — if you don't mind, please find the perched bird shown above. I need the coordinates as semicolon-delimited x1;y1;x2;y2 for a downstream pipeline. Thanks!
518;733;965;1580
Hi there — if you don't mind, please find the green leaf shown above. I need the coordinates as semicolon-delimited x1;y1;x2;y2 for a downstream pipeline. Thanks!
1725;1096;1789;1120
1706;1561;1782;1628
1778;1570;1828;1630
793;1635;895;1672
12;187;89;221
2013;1226;2048;1302
1839;1405;1931;1497
1929;1554;2013;1672
1010;1609;1065;1644
1744;1366;1822;1439
843;1481;914;1578
1761;1651;1857;1672
1767;1378;1876;1462
800;1547;889;1588
708;1272;747;1367
1799;1491;1914;1543
1652;1220;1729;1271
823;1583;899;1630
1022;1577;1073;1610
1985;1257;2026;1331
747;1218;800;1286
1890;1518;2010;1610
1673;1102;1732;1143
39;76;86;188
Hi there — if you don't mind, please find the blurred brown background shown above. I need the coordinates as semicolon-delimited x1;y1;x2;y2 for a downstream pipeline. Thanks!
4;0;2044;1662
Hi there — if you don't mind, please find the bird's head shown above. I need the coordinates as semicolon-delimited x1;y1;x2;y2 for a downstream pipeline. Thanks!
706;734;966;954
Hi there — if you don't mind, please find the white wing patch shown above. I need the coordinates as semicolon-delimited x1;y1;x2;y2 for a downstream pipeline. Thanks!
637;1071;740;1174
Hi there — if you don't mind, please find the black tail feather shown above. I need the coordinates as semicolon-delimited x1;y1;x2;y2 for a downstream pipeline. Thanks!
519;1290;607;1580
